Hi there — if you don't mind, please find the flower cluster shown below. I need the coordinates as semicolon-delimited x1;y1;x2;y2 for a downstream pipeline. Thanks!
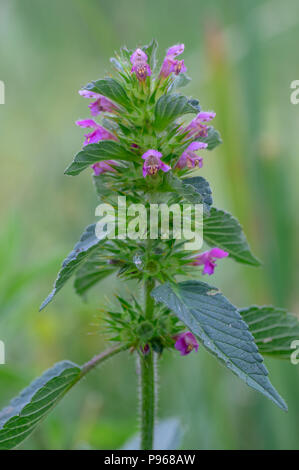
74;42;226;357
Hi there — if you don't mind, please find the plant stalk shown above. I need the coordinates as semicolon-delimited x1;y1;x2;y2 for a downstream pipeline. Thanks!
140;277;156;450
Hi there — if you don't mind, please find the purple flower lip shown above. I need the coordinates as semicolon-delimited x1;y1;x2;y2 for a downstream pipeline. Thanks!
79;90;117;116
130;48;151;81
185;112;216;138
92;160;118;176
166;44;185;57
76;119;117;146
174;331;199;356
141;149;171;177
190;247;228;275
176;141;208;169
160;43;187;78
130;48;148;63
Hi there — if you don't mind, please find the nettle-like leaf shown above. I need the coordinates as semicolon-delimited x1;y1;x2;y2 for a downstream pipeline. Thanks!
168;73;191;92
154;94;200;131
83;78;131;109
74;252;116;296
0;361;81;450
65;141;138;176
142;39;158;71
199;126;222;150
40;224;106;310
240;306;299;359
152;281;287;411
204;207;261;266
182;176;213;213
167;174;212;214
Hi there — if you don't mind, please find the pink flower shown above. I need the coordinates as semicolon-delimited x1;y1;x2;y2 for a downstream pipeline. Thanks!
92;160;118;175
160;43;187;78
185;112;216;138
175;332;199;356
176;141;208;169
191;248;229;275
141;150;171;177
76;119;117;146
130;48;151;81
79;90;117;116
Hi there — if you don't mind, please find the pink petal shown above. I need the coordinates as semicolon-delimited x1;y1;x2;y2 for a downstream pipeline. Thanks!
209;248;229;259
160;162;171;173
187;142;208;151
79;90;100;99
141;149;163;160
76;119;98;129
167;44;185;57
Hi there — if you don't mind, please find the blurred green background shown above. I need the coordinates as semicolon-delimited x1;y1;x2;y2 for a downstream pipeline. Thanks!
0;0;299;450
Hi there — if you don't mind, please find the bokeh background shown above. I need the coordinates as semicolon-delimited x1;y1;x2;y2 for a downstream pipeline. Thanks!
0;0;299;450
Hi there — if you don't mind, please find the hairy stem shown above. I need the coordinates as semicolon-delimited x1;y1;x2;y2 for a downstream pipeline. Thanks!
140;277;156;450
81;344;127;377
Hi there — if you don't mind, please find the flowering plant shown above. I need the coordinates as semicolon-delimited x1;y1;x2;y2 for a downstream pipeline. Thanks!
1;40;299;450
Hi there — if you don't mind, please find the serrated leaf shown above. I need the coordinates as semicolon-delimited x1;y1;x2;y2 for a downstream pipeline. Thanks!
83;78;130;109
74;253;116;296
154;94;199;131
182;176;213;213
142;39;158;70
199;126;222;150
0;361;81;449
168;73;191;92
152;281;287;411
204;207;261;266
166;173;212;214
65;141;137;176
240;306;299;359
40;224;106;310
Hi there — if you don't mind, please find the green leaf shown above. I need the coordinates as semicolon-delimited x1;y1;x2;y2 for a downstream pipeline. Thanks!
168;73;191;92
109;57;124;73
154;93;199;131
199;126;222;150
83;78;130;109
166;173;212;214
0;361;81;450
142;39;158;70
65;141;137;176
74;252;116;296
240;306;299;359
40;224;106;310
182;176;213;213
204;207;261;266
152;281;287;411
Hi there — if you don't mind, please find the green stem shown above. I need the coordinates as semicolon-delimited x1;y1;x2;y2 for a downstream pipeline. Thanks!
140;277;156;450
81;344;127;376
